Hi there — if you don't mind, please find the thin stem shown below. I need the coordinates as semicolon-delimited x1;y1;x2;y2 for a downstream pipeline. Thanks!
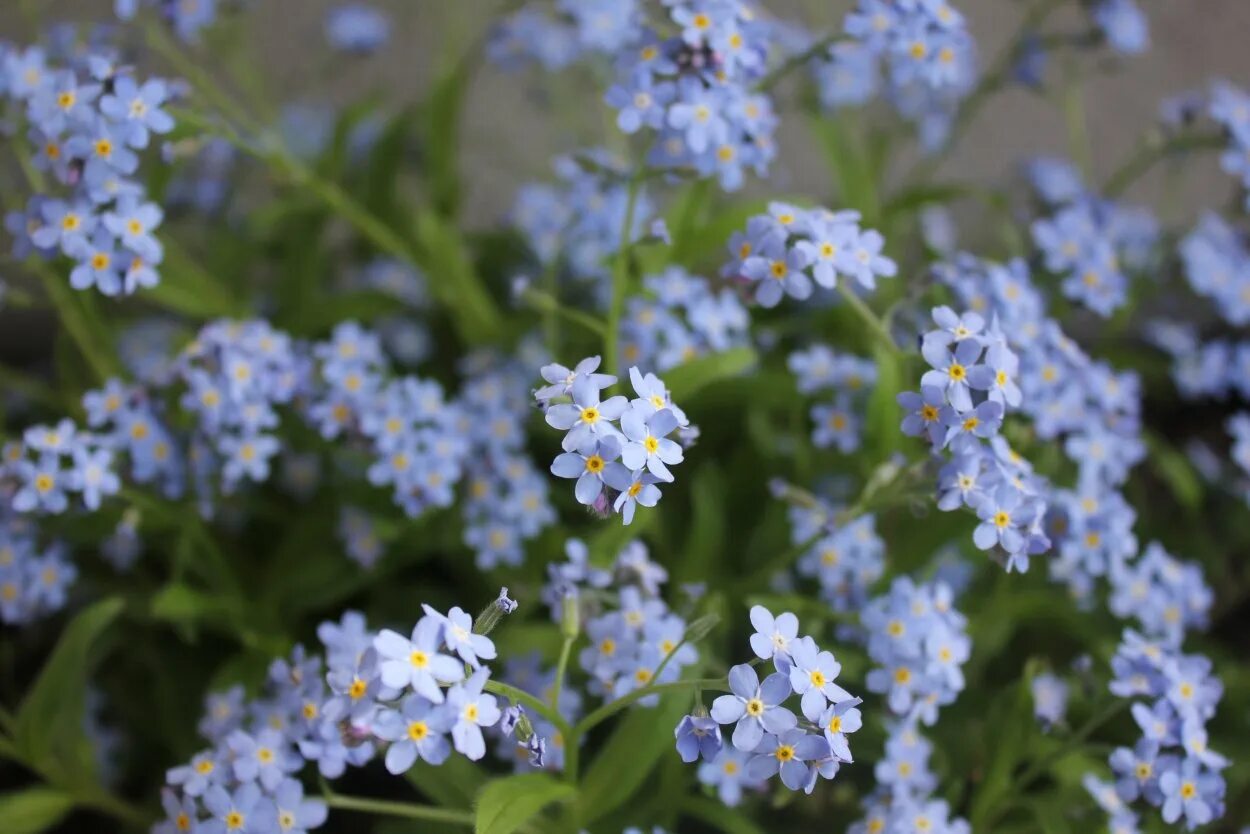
484;680;573;743
756;32;846;93
606;173;642;377
550;634;576;714
571;677;728;739
902;0;1067;185
837;282;899;356
1059;63;1093;180
1102;129;1226;198
650;637;688;684
517;284;608;338
323;792;474;826
1013;699;1128;791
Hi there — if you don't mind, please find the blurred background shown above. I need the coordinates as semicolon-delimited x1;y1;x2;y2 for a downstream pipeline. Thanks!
1;0;1247;355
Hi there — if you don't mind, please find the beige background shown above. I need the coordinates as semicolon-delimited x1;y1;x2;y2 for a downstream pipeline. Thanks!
3;1;1248;217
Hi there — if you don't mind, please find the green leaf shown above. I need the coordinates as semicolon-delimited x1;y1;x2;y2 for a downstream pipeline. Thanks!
146;240;244;319
15;598;125;779
1143;430;1202;511
412;209;502;345
576;692;690;825
419;61;471;218
473;772;575;834
663;348;758;402
0;787;74;834
864;343;904;465
407;754;487;810
675;464;726;585
682;795;768;834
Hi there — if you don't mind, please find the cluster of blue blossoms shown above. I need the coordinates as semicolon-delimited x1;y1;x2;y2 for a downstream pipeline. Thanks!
158;595;520;834
785;489;885;615
604;0;778;190
852;578;970;834
0;511;75;625
1028;157;1159;317
0;317;561;623
619;266;750;372
512;150;653;294
537;359;694;525
813;0;977;148
789;344;878;454
723;203;896;308
929;252;1146;599
680;605;862;801
898;305;1048;571
494;538;695;772
2;40;175;295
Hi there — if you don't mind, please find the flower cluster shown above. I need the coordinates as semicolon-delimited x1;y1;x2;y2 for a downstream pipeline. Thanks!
324;4;391;54
603;0;778;190
1179;211;1250;327
488;0;644;72
1210;81;1250;212
851;578;970;834
1090;0;1150;55
899;305;1048;570
813;0;977;148
115;0;221;41
682;605;862;803
1;40;174;295
791;501;885;615
456;349;557;569
619;266;750;372
931;253;1146;593
2;419;121;516
0;318;560;622
159;595;516;833
0;512;75;625
538;360;692;525
1099;630;1227;831
1028;158;1159;317
512;151;653;292
789;344;877;453
722;203;896;308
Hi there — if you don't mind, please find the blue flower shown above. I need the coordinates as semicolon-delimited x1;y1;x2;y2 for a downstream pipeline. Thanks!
619;406;683;480
816;697;863;762
711;663;797;751
786;635;853;717
325;4;391;54
748;605;799;662
602;465;662;524
1159;757;1220;828
746;729;829;790
545;375;629;452
375;617;464;702
227;728;300;791
551;437;622;506
675;714;723;763
921;334;982;413
898;386;946;445
421;604;498;668
374;694;454;772
446;668;501;760
99;76;174;148
201;783;268;834
264;779;327;834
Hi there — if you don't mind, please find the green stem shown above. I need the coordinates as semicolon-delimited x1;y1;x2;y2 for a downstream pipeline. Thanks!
77;790;149;829
606;173;642;377
550;635;576;715
902;0;1067;185
837;282;899;356
31;261;117;383
484;680;573;743
571;677;727;740
756;32;847;93
0;363;62;410
1102;129;1226;198
1060;64;1093;180
517;284;608;338
323;792;474;826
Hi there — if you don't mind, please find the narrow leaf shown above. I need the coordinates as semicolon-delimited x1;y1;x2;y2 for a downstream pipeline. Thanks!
0;787;74;834
474;772;574;834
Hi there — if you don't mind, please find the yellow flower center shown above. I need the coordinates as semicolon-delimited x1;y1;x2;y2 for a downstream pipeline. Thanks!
745;698;764;717
225;812;245;830
774;744;795;762
948;363;966;381
34;473;54;493
585;455;604;473
894;667;911;684
1180;781;1196;800
809;670;826;688
57;91;75;109
643;436;659;454
349;678;367;699
257;747;274;764
95;138;113;157
410;650;429;668
408;720;429;741
580;406;600;424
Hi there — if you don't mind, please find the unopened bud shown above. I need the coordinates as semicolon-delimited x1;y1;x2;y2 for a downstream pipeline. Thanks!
560;591;580;640
473;587;518;635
